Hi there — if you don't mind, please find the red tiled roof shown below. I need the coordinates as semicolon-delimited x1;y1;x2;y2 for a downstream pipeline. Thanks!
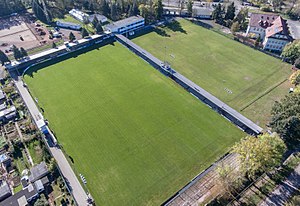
249;13;279;28
265;16;290;38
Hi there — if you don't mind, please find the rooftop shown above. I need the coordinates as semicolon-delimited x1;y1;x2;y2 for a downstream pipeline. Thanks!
88;14;108;23
0;182;11;200
249;13;279;28
266;16;292;39
56;20;81;27
0;184;38;206
28;162;49;183
0;153;10;164
105;16;144;30
0;90;5;100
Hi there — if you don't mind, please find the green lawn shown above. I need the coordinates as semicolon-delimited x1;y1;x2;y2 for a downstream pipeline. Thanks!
27;139;43;164
133;18;292;127
24;43;244;205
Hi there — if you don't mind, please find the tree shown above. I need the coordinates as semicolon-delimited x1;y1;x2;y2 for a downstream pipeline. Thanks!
139;4;151;24
282;40;300;64
272;0;283;11
289;70;300;85
96;23;104;34
216;164;244;199
81;28;89;38
232;134;286;179
212;3;224;25
69;32;76;42
255;35;261;47
12;45;22;60
34;194;49;206
100;0;110;16
32;0;52;23
110;2;118;21
230;21;240;34
92;16;99;28
270;93;300;145
225;2;235;20
187;0;193;16
20;47;28;58
128;1;139;16
295;57;300;69
52;42;57;49
233;8;248;31
153;0;164;20
0;50;10;65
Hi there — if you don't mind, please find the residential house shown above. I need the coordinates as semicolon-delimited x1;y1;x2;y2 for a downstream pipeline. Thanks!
246;13;292;52
88;14;108;24
246;13;279;39
263;16;293;52
0;182;12;202
0;153;11;171
105;16;145;35
28;162;49;183
0;184;38;206
69;9;89;22
56;21;82;30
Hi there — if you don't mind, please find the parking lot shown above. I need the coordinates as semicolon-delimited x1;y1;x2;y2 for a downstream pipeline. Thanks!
0;13;50;55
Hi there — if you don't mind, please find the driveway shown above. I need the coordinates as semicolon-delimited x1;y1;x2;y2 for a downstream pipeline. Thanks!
287;19;300;40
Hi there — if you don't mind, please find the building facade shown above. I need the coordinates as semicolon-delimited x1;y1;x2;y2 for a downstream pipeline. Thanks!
246;13;279;39
246;13;292;52
262;16;293;52
105;16;145;34
56;21;82;30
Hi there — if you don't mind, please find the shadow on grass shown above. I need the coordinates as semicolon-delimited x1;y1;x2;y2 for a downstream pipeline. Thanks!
154;28;170;37
188;19;213;30
166;20;187;34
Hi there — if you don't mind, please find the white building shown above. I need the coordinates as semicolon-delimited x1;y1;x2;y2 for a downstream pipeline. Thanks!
104;16;145;34
246;13;292;52
56;21;82;30
89;14;108;24
263;16;293;52
69;9;89;22
246;13;279;39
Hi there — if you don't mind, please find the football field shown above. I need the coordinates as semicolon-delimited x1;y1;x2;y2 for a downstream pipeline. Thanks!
24;43;244;205
133;18;292;126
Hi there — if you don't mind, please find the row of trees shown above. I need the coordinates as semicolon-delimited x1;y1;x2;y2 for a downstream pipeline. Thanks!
12;45;28;60
217;133;286;198
217;68;300;200
0;46;28;64
33;0;164;24
0;0;26;17
212;3;248;33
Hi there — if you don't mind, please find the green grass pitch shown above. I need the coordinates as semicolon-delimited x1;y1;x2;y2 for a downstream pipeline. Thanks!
24;43;244;205
133;18;292;126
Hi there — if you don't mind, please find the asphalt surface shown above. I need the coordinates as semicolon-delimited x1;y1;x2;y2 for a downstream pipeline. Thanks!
287;19;300;40
259;163;300;206
14;78;89;206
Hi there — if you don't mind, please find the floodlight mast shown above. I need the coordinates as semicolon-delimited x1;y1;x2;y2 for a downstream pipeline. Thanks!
163;46;171;71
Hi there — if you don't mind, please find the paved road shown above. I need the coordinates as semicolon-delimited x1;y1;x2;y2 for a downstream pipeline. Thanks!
14;78;89;206
287;19;300;40
259;163;300;206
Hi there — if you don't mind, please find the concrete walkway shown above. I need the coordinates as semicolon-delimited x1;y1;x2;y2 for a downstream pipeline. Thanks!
14;78;88;206
259;163;300;206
